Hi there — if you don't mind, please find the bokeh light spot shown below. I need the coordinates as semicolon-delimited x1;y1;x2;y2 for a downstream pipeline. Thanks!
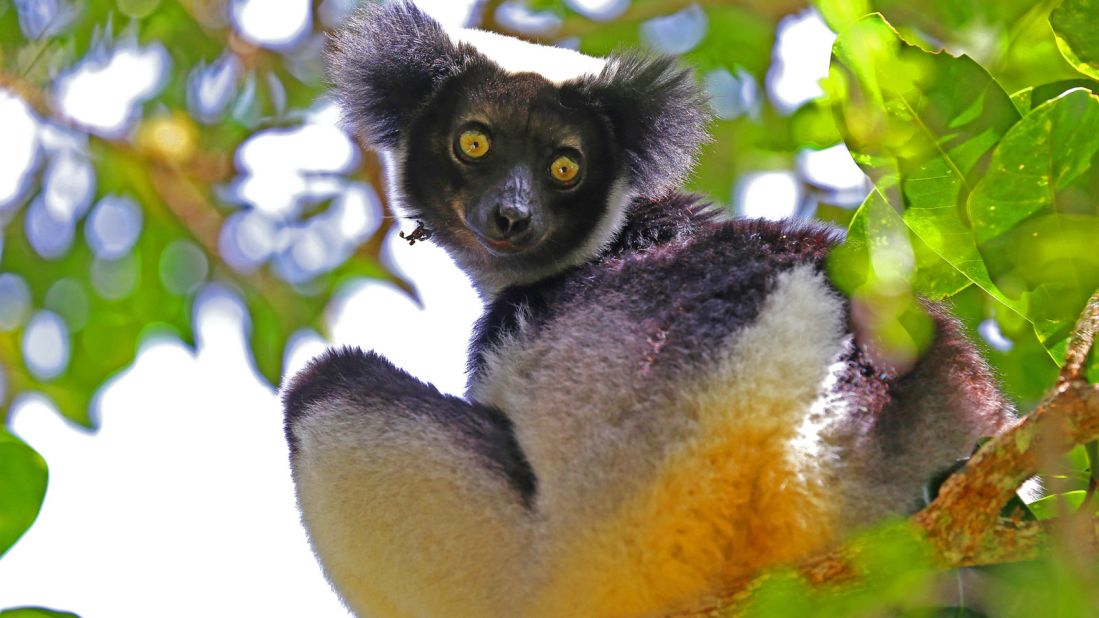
14;0;77;38
219;210;279;273
22;310;71;380
45;279;90;332
43;150;95;221
767;9;836;113
735;171;803;220
231;0;311;49
0;274;33;331
567;0;628;21
86;195;143;260
705;68;759;120
55;43;170;137
979;319;1014;352
159;241;210;296
26;196;76;259
91;255;140;300
137;113;199;164
186;55;240;124
641;4;707;55
0;90;40;208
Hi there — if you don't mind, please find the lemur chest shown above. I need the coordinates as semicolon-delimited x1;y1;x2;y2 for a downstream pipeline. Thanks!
466;262;851;457
466;265;854;615
467;297;690;417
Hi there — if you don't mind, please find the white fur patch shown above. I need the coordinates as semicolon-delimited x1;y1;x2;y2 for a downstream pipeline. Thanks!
446;27;607;84
293;399;533;617
793;337;855;465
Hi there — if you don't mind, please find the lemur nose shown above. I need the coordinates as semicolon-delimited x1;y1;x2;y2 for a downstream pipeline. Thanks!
493;203;531;238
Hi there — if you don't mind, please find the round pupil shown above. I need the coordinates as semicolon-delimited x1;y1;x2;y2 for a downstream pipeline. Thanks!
553;157;578;182
461;131;488;157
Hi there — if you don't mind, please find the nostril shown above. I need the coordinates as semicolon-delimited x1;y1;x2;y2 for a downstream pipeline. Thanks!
495;204;531;238
509;216;530;235
494;211;512;235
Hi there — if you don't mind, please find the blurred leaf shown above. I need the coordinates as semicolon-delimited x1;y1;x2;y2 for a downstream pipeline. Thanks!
685;7;774;79
830;15;1038;339
576;19;641;55
745;521;937;618
1050;0;1099;81
983;552;1099;617
1010;78;1099;114
0;609;79;618
968;89;1099;345
789;101;843;149
0;429;47;559
0;3;25;61
830;186;969;299
523;0;568;14
827;187;944;366
1028;490;1099;520
813;0;871;32
854;0;1035;40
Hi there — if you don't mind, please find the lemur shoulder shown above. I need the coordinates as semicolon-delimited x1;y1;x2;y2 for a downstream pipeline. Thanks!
282;3;1017;616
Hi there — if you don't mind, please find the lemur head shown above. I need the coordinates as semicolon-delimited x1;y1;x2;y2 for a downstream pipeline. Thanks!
329;1;709;293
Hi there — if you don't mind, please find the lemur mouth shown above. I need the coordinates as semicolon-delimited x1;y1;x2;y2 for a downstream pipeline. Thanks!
474;229;540;256
458;208;544;257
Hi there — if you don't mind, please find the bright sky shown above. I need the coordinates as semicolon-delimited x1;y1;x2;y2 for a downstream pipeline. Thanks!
0;1;849;616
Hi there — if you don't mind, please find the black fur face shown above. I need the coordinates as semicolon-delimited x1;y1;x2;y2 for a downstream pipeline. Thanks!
400;67;624;284
328;1;711;291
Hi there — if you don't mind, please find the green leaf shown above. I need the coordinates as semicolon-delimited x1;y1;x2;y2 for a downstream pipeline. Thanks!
830;186;971;302
968;89;1099;344
812;0;871;33
0;3;25;64
827;187;942;366
830;14;1026;332
577;19;641;56
0;608;80;618
1027;490;1099;520
1050;0;1099;81
1010;78;1099;114
0;430;47;558
685;7;774;79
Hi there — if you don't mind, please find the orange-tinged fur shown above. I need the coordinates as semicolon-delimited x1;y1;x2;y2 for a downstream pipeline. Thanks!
532;421;837;617
529;268;845;617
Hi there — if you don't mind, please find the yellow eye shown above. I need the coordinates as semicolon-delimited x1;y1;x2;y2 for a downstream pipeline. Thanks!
458;130;491;159
550;155;580;184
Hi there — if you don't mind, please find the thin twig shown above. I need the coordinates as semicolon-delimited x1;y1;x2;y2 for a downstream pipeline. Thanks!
1060;290;1099;386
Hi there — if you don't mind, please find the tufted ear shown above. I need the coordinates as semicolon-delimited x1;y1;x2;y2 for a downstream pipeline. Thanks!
327;1;475;149
572;55;711;199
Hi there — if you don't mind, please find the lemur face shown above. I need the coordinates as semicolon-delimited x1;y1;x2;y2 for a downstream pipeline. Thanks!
327;2;709;291
401;68;623;275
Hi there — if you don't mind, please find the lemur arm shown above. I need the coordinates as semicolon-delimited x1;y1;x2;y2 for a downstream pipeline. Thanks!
282;347;535;618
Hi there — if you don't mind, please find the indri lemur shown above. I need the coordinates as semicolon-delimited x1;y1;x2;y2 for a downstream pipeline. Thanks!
283;3;1016;616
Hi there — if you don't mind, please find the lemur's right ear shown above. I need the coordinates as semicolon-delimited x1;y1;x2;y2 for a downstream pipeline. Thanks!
327;1;473;148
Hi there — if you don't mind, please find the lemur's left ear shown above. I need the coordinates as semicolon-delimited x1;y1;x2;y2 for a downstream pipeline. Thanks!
570;55;711;199
327;1;475;148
